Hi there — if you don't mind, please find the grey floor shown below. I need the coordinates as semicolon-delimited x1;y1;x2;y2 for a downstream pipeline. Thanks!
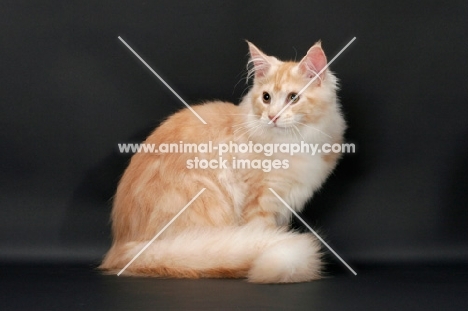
2;264;468;310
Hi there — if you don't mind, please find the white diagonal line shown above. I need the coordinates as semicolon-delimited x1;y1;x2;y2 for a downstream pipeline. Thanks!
117;188;206;276
269;37;356;124
118;36;207;125
268;188;357;276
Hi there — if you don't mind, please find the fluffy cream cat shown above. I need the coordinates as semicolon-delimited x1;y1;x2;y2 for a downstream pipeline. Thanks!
100;41;346;283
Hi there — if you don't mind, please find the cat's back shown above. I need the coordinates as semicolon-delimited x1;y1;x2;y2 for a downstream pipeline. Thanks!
146;101;242;144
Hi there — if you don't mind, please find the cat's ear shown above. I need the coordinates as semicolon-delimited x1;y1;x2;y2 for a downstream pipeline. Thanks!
298;42;328;83
247;41;276;79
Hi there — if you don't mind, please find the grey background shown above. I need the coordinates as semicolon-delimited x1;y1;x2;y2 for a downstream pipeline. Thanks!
1;0;467;268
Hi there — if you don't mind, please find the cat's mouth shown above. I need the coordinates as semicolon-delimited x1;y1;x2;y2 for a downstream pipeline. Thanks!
271;125;294;134
268;122;292;130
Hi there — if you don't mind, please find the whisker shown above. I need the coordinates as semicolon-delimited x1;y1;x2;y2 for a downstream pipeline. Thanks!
247;125;263;141
291;127;300;143
239;86;251;100
289;127;300;143
233;126;250;134
233;123;257;132
232;69;249;95
233;129;249;140
295;121;332;138
259;125;266;138
235;123;263;141
232;120;259;128
233;127;255;136
286;127;292;141
200;113;258;116
233;121;258;135
293;125;307;142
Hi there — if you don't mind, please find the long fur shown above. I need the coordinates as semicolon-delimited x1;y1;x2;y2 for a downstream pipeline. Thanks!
100;42;345;283
102;225;322;283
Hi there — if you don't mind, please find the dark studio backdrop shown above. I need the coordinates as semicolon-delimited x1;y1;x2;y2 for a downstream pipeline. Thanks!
1;0;468;269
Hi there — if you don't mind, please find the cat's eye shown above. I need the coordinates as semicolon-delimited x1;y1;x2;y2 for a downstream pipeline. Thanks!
262;92;271;104
288;93;300;104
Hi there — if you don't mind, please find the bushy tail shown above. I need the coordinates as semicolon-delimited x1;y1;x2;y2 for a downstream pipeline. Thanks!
100;225;322;283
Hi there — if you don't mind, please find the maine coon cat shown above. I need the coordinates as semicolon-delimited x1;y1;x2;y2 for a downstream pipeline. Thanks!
100;41;346;283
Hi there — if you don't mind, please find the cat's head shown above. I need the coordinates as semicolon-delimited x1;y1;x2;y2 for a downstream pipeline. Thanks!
241;41;340;142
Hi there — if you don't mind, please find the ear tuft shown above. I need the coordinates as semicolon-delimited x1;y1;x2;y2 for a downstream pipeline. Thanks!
247;41;273;80
298;42;328;82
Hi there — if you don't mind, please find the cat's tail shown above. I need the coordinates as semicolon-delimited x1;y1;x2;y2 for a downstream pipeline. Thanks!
99;225;322;283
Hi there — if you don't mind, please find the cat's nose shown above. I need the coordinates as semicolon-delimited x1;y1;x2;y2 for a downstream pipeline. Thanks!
268;114;279;123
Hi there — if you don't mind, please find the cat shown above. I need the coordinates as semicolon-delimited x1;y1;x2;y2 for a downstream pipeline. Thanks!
99;41;346;283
